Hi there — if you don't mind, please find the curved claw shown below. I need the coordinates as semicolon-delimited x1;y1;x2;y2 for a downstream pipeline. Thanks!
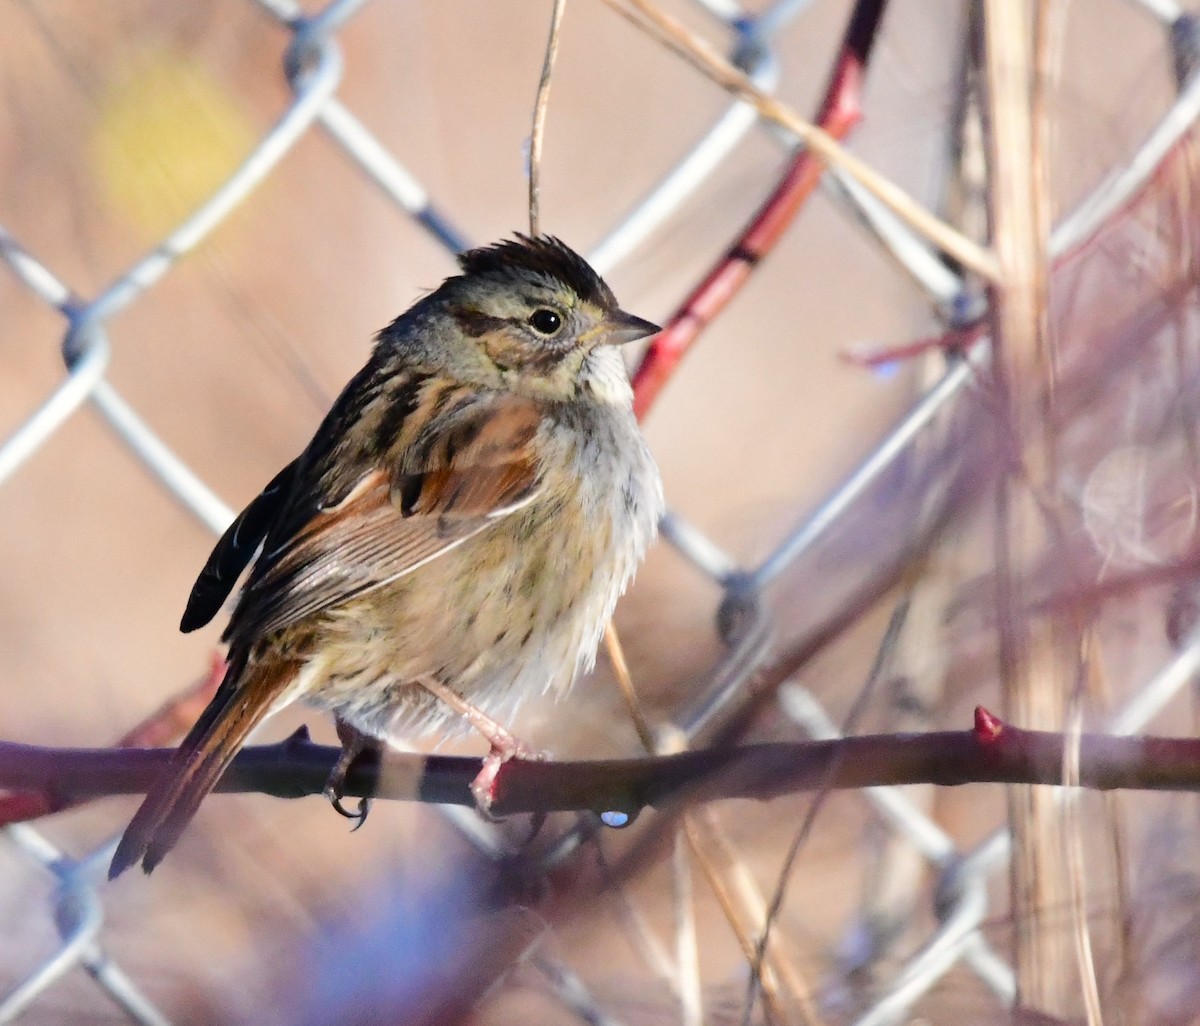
327;792;371;830
322;718;380;831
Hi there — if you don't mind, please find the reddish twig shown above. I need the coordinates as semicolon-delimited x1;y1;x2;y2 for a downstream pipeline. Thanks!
840;322;985;368
115;651;227;748
630;0;887;418
0;652;225;827
6;710;1200;818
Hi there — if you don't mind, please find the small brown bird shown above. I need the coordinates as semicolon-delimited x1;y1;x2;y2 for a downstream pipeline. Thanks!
110;235;663;876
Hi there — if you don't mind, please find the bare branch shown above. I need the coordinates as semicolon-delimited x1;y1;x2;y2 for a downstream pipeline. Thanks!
5;710;1200;821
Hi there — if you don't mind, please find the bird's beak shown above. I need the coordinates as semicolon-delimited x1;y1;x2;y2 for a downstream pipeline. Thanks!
604;309;662;346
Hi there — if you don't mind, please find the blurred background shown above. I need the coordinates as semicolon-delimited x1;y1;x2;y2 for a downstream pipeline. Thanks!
2;0;1199;1023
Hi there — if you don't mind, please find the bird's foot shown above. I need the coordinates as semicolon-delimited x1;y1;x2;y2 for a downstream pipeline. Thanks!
412;676;545;816
470;733;544;815
323;720;380;831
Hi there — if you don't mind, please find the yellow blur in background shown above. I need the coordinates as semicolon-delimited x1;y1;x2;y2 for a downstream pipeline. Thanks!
91;49;255;237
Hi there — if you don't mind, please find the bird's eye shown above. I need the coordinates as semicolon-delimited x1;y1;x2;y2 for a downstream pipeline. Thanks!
528;308;563;336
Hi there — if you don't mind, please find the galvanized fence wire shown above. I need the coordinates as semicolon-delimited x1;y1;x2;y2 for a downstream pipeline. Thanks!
1;0;1198;1022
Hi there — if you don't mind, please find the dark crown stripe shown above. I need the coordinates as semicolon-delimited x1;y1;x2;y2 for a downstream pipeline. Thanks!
456;235;615;308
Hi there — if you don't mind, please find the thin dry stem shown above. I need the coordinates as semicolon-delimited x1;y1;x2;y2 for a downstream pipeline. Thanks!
858;577;947;971
1063;699;1105;1026
599;847;682;997
609;618;795;1021
598;626;689;1001
604;622;657;753
673;830;703;1026
529;0;568;236
1090;630;1134;997
605;622;802;1020
685;811;822;1026
602;0;1001;281
743;601;910;1022
531;952;622;1026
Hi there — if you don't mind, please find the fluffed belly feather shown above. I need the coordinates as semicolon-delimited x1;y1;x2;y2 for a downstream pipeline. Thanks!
297;463;656;741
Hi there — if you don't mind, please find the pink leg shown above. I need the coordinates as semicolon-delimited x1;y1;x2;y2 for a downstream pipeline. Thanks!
415;677;541;810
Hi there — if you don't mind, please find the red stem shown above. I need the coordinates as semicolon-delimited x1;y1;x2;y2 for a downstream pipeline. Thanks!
0;653;224;827
631;7;880;419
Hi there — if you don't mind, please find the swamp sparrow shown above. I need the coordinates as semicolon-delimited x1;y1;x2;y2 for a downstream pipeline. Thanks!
110;235;663;876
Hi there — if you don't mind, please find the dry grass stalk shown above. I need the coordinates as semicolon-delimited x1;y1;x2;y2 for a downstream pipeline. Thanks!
1063;696;1105;1026
673;829;704;1026
600;0;1002;282
983;0;1080;1015
603;623;816;1022
529;0;568;236
684;811;824;1026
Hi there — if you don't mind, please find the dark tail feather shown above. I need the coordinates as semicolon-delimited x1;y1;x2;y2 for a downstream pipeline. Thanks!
109;658;298;878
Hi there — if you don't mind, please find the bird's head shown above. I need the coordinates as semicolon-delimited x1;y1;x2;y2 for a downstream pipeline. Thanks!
403;235;660;402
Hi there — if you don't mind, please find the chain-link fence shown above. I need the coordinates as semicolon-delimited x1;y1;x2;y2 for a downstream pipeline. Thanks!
4;0;1200;1022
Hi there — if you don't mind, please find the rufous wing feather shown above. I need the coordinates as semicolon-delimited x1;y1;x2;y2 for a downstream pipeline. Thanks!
109;657;299;878
227;393;543;644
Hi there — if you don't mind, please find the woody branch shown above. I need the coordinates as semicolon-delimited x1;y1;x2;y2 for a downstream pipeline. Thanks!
4;709;1200;823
